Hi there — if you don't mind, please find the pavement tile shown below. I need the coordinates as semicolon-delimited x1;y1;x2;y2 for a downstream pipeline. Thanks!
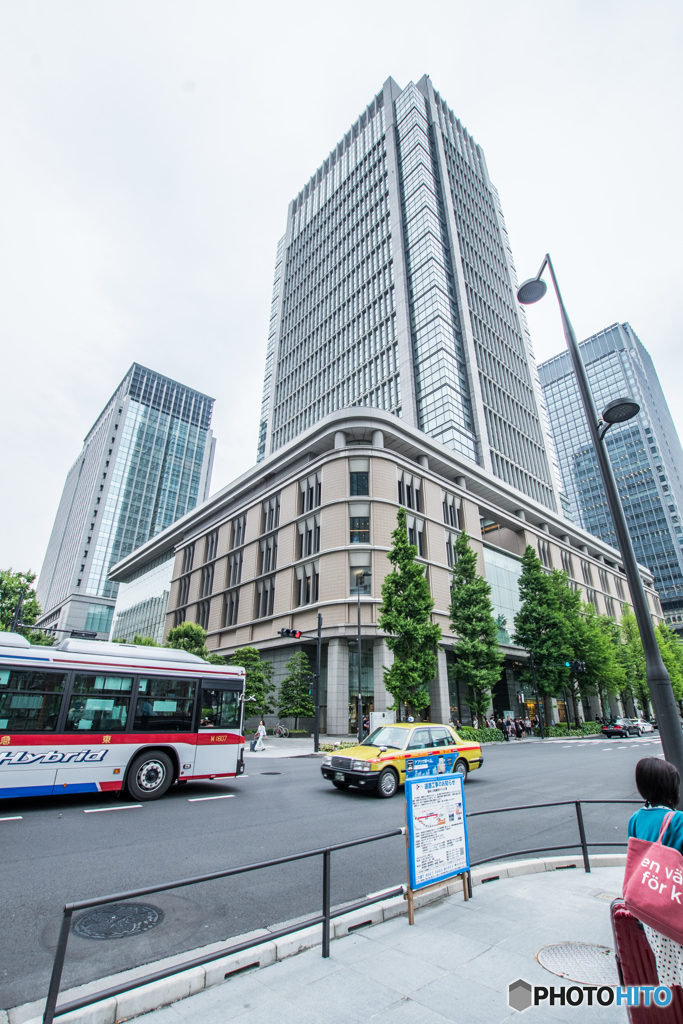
167;974;274;1022
451;943;556;993
344;945;448;996
255;945;344;998
389;926;492;971
409;971;515;1023
287;967;400;1024
360;995;455;1023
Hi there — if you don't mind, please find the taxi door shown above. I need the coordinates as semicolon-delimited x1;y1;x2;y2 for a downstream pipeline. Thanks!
398;726;434;782
193;684;242;779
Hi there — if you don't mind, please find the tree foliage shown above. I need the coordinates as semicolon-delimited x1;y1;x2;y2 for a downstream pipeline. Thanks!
448;531;503;721
277;651;315;728
165;621;226;664
226;646;275;716
378;507;442;718
0;569;53;645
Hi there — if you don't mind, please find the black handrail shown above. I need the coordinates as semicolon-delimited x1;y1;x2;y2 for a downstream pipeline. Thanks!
42;798;643;1023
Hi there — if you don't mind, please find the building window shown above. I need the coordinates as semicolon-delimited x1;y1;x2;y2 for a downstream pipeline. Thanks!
446;533;458;567
228;551;243;587
231;515;247;549
442;492;462;529
585;589;597;609
224;590;240;627
598;567;610;593
397;471;421;511
299;472;322;513
197;600;210;630
255;577;275;618
201;564;214;598
262;495;281;533
538;538;552;569
561;549;573;577
182;544;195;574
407;515;425;557
298;515;320;559
296;561;320;606
605;595;615;617
173;609;185;627
615;575;626;600
259;534;278;574
177;575;190;607
581;560;594;586
204;530;218;563
84;604;114;634
350;519;370;543
350;552;372;595
350;458;369;496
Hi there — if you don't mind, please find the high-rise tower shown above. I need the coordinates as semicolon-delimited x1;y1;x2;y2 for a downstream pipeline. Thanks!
36;364;215;639
258;75;560;511
539;323;683;634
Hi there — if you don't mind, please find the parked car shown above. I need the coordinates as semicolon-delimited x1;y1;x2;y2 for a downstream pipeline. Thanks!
632;719;655;735
601;718;640;738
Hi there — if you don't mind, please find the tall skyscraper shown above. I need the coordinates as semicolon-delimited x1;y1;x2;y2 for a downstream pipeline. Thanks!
539;324;683;633
258;75;561;512
36;364;216;640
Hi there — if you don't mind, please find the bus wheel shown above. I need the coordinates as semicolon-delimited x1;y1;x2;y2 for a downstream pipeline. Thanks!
127;750;173;801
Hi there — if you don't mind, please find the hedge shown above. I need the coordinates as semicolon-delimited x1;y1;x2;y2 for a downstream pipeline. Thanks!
457;726;504;744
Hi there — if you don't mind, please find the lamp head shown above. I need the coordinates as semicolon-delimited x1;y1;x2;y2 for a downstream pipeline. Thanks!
517;277;547;305
601;397;640;425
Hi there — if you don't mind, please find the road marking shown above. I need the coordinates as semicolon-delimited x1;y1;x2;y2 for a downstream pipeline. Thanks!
0;815;22;822
83;804;142;813
188;794;235;803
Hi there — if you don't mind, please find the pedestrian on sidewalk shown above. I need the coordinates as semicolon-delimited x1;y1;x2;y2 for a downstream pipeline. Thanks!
515;718;523;740
524;716;532;737
627;757;683;985
254;719;267;751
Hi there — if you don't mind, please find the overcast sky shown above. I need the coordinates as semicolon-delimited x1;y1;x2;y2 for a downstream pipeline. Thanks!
2;0;681;579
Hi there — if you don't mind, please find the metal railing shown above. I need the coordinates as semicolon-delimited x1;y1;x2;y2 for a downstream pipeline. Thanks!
42;797;642;1023
42;827;405;1024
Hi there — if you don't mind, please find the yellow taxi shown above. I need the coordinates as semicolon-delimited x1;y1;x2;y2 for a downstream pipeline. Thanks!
320;721;483;798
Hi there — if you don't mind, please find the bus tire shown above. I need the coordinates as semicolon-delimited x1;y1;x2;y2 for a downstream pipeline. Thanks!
126;750;174;801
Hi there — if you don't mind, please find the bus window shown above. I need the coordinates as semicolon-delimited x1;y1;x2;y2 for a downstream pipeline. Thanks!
134;677;196;732
65;674;132;732
200;688;240;730
0;670;66;732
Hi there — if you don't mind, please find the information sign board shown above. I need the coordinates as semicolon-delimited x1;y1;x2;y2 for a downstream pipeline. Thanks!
405;757;470;891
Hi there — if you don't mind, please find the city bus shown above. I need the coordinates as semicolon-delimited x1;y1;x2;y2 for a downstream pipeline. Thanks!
0;631;246;801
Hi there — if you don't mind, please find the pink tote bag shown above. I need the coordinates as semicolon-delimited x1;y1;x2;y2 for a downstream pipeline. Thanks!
623;810;683;946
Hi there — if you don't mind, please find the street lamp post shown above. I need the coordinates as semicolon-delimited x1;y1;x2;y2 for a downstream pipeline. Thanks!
354;570;371;745
518;253;683;788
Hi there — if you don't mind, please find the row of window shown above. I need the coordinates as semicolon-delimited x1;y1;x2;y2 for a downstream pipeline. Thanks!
541;537;627;601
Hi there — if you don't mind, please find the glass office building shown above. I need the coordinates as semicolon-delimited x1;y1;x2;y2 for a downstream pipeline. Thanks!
36;365;215;640
539;323;683;633
258;75;561;513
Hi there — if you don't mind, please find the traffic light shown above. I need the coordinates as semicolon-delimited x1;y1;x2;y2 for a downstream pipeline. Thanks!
566;660;587;673
278;628;302;639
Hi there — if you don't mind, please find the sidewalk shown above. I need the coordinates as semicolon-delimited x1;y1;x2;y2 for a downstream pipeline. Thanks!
130;864;626;1024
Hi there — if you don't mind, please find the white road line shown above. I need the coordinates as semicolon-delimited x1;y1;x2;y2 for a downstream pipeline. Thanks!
188;794;235;803
83;804;142;813
0;816;22;822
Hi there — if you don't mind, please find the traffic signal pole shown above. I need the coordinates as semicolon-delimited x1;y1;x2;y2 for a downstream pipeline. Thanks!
278;621;323;754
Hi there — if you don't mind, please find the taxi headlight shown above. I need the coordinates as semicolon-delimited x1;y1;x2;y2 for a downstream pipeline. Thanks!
352;760;370;772
323;756;332;766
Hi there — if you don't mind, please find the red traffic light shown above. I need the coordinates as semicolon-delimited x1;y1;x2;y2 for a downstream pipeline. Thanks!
278;628;302;639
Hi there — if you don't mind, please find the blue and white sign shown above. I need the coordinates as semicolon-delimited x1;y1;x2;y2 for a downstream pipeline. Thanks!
405;759;470;890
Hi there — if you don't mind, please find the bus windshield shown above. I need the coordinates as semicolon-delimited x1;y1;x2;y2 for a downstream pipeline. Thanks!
361;726;407;750
200;687;241;729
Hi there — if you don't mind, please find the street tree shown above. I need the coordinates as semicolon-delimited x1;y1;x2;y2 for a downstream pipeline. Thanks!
165;621;226;665
448;531;503;724
277;651;315;729
0;569;53;644
227;646;275;716
513;546;571;727
576;603;625;720
378;507;442;719
655;623;683;704
618;606;649;716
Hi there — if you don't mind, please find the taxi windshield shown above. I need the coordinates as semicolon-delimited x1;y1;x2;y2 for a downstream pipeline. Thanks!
361;726;407;750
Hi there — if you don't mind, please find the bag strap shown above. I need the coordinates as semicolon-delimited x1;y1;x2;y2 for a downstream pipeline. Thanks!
658;810;676;843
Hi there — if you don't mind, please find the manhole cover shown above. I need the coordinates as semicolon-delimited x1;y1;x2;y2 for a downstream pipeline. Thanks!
260;772;282;775
536;943;619;985
73;903;164;940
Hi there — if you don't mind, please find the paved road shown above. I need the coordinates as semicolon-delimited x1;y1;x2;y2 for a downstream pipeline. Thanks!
0;734;662;1009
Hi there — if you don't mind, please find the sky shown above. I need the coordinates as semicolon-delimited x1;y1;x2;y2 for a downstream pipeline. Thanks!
1;0;682;579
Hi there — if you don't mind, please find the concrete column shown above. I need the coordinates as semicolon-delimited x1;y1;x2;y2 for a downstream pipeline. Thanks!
417;455;428;469
373;639;393;713
430;648;451;724
334;431;347;449
371;429;384;448
326;638;349;735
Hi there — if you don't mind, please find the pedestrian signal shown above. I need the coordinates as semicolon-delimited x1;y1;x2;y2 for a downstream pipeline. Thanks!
278;628;302;639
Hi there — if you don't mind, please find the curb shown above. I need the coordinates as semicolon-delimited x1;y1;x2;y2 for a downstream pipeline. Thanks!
13;854;626;1024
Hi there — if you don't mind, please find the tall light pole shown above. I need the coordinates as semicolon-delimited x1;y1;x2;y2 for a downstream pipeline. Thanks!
354;570;371;744
518;253;683;789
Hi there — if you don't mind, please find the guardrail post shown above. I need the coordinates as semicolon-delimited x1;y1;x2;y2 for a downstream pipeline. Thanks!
575;801;591;873
322;849;331;958
43;907;73;1024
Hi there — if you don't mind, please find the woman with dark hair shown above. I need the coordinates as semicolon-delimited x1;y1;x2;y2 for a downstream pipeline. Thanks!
629;757;683;985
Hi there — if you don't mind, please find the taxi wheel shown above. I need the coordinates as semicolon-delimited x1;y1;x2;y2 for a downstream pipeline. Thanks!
454;758;469;782
332;780;350;789
375;768;399;799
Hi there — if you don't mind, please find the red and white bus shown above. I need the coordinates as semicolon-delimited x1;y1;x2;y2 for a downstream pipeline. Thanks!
0;632;246;801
